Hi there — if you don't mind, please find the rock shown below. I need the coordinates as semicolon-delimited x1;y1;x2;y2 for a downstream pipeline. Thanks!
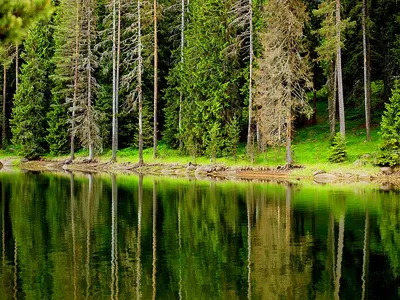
195;166;213;175
21;158;29;163
314;173;337;183
215;166;224;172
186;165;196;172
359;173;370;180
381;167;393;175
64;158;73;165
361;154;372;159
313;170;326;176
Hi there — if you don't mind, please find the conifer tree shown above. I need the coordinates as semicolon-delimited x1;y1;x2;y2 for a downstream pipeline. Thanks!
11;21;53;159
254;0;312;165
47;0;81;156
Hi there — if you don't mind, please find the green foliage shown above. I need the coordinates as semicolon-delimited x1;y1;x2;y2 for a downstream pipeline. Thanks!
224;116;241;161
11;20;53;159
0;0;53;45
328;133;347;163
378;83;400;166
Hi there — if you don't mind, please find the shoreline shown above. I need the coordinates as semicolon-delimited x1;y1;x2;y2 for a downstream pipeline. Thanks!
0;157;398;185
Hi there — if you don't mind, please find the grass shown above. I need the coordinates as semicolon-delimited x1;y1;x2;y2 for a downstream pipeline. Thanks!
2;100;386;177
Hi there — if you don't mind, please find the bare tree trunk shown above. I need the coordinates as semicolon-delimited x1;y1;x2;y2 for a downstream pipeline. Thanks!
111;0;118;161
362;0;371;141
15;45;19;91
153;0;158;158
246;0;254;162
178;0;185;149
138;0;144;166
71;0;80;161
328;64;337;137
336;0;345;137
2;66;6;148
87;0;94;162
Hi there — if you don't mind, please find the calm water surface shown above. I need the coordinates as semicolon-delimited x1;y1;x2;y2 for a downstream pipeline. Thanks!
0;171;399;299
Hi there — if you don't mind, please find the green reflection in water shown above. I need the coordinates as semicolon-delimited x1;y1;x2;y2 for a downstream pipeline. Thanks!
0;171;399;299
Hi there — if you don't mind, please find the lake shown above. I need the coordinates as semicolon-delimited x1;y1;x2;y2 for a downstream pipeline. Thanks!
0;171;399;299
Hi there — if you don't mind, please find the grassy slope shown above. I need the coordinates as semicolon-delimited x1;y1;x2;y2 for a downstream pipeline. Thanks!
0;99;385;176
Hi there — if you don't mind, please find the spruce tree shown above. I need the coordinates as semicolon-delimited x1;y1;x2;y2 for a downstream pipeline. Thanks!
378;83;400;167
47;0;80;155
11;21;53;159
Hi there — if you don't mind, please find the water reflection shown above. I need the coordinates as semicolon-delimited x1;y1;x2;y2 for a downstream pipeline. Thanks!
0;172;399;299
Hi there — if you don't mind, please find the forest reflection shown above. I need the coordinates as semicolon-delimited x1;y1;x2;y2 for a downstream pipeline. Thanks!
0;172;399;299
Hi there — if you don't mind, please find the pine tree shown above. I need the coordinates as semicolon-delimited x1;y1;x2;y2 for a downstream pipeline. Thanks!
254;0;312;165
328;132;347;163
378;82;400;167
47;0;81;156
172;0;243;160
11;21;53;159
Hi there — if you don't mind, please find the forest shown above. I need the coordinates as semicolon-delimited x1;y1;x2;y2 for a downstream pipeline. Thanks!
1;0;400;167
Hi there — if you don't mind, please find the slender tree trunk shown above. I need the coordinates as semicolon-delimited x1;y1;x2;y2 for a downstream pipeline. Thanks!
179;0;185;149
336;0;345;137
71;0;80;161
246;0;254;162
2;66;6;148
138;0;144;166
328;64;337;137
111;0;118;161
153;0;158;158
15;45;19;91
362;0;371;141
87;0;94;161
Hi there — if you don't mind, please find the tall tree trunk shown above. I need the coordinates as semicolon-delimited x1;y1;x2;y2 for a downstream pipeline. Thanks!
246;0;254;162
179;0;185;149
336;0;345;137
328;63;337;137
138;0;144;166
153;0;158;158
71;0;80;161
362;0;371;141
2;66;6;148
87;0;94;161
15;45;19;91
111;0;118;161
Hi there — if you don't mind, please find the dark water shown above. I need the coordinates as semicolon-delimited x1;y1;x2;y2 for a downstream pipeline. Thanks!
0;171;399;299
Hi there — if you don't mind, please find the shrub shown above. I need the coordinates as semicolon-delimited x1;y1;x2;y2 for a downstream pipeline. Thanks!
328;133;347;163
